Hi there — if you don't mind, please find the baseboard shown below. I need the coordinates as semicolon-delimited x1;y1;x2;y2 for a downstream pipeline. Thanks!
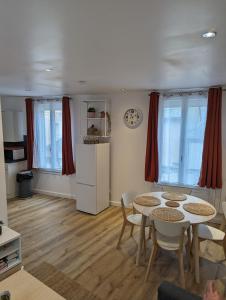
110;201;121;207
33;188;76;200
33;189;118;206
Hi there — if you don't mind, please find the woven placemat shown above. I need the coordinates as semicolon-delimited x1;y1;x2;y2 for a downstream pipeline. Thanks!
183;203;215;216
165;200;180;208
162;192;187;201
134;196;160;207
152;207;184;222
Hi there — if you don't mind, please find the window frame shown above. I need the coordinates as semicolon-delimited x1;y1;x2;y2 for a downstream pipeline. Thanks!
33;100;63;172
158;92;207;188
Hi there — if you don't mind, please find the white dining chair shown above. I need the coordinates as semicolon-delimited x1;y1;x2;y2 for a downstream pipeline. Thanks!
197;202;226;258
145;219;190;288
116;192;152;250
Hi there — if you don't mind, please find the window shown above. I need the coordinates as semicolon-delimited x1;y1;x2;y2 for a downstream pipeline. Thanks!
33;101;62;171
158;93;207;186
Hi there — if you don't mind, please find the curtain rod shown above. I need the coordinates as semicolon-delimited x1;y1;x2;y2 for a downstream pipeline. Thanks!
150;85;226;94
31;96;72;101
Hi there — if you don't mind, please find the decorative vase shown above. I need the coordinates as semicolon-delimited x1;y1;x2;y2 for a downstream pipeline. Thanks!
88;112;96;118
100;111;105;118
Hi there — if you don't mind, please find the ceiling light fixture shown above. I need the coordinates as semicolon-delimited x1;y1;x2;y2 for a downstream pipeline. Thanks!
202;31;217;38
45;68;54;72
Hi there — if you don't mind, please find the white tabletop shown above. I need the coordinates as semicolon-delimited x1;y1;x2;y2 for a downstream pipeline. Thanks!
133;192;216;224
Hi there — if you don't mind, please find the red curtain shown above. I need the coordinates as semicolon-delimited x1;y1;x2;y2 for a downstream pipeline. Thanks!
145;92;160;182
198;87;222;189
25;98;34;170
62;96;75;175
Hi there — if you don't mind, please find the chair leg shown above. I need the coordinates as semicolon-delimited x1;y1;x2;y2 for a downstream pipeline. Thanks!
143;230;147;259
117;222;126;249
148;226;152;239
222;236;226;259
186;244;191;271
145;244;158;281
219;217;226;231
178;250;185;288
130;224;134;237
187;227;192;252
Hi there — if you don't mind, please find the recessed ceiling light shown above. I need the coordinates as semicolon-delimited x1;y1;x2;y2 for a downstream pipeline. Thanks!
202;31;217;38
45;68;54;72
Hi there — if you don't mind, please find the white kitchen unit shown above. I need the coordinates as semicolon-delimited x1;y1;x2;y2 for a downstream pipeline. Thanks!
76;143;110;214
2;111;25;142
5;161;27;199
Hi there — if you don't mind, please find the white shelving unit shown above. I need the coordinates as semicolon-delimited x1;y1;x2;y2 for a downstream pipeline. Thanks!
0;226;21;277
80;98;111;143
77;96;111;215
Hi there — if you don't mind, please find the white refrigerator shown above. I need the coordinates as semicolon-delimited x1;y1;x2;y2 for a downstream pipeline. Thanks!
76;143;110;214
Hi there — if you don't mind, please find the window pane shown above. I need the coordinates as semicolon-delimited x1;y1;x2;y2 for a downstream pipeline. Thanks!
158;94;207;187
55;110;62;170
44;110;51;169
182;97;207;185
33;101;62;171
159;99;182;184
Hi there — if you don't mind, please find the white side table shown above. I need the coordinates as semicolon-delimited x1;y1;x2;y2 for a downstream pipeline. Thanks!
0;226;21;280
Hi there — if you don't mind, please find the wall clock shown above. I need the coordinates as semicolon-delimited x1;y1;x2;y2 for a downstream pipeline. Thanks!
123;108;143;129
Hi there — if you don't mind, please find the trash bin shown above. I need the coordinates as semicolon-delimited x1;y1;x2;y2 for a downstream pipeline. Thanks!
16;170;33;198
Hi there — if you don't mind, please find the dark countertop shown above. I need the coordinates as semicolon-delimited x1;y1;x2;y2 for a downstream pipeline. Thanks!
5;159;27;164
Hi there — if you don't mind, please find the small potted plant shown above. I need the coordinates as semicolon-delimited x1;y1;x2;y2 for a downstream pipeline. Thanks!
0;221;3;236
87;107;96;118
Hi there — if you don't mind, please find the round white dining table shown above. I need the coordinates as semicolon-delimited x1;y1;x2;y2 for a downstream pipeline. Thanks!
133;191;216;284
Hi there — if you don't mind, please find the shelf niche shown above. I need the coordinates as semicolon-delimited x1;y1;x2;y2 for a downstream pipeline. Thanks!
80;98;111;144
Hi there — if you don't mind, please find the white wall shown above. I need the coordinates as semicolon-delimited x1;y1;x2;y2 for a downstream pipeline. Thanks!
1;91;226;212
0;98;8;224
110;91;152;205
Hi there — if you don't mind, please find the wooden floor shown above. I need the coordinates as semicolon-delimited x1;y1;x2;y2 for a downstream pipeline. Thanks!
8;194;226;300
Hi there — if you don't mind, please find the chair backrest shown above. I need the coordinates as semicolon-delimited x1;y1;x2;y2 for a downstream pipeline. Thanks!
121;192;138;208
120;192;138;221
154;219;190;238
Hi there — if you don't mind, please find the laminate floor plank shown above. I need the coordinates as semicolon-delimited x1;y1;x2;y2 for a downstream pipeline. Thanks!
8;194;226;300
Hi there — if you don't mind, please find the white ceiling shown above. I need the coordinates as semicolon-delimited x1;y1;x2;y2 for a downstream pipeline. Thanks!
0;0;226;96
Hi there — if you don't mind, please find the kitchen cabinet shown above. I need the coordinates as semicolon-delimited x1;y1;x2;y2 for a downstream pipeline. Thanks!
2;111;25;142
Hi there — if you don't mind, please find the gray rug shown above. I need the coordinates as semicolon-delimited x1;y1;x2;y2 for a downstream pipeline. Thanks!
31;262;101;300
